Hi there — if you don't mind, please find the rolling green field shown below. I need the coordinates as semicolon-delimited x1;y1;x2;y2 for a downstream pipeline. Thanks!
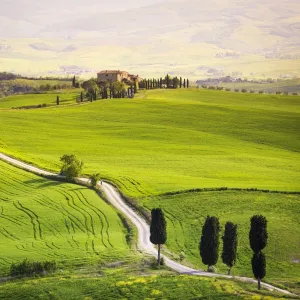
0;89;299;197
0;272;292;299
0;160;131;275
141;191;300;286
0;89;83;109
0;88;299;293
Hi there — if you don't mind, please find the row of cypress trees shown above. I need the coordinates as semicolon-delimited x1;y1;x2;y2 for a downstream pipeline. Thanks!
140;75;189;90
150;209;268;290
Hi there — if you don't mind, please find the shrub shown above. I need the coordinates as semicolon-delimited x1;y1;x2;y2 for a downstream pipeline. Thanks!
208;265;218;273
284;91;288;95
10;259;57;277
275;91;282;94
201;85;207;89
160;257;165;266
217;86;224;90
241;88;247;93
259;90;264;94
208;86;216;90
90;173;101;187
292;92;298;96
225;88;231;91
234;89;239;92
250;90;255;93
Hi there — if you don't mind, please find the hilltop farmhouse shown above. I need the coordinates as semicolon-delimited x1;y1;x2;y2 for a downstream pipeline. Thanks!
97;70;142;84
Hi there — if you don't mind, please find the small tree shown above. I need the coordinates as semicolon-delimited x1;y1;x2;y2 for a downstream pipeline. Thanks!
60;154;83;180
187;79;189;88
150;208;167;265
199;216;220;271
183;79;186;88
90;173;101;187
249;215;268;253
80;92;83;102
222;222;238;275
252;252;266;290
72;75;76;87
56;96;59;105
180;77;182;88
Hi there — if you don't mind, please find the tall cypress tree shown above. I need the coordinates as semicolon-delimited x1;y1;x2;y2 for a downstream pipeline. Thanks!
249;215;268;290
72;75;76;87
180;77;182;88
183;79;186;88
187;79;189;88
150;208;167;265
160;78;163;88
199;216;220;271
80;91;83;102
56;95;59;105
222;222;238;275
166;74;169;88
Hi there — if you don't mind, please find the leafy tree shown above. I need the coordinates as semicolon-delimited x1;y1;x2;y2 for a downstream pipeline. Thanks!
90;173;101;187
199;216;220;271
249;215;268;253
222;222;238;275
60;154;83;180
150;208;167;265
252;252;266;290
56;95;59;105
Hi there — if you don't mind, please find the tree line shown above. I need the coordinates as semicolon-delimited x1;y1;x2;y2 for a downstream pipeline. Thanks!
150;208;268;290
140;74;189;90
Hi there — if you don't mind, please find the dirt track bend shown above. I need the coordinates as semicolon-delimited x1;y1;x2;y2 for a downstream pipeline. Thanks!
0;152;296;296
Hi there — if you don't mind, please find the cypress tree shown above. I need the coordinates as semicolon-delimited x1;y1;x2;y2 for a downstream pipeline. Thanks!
252;252;266;290
72;75;76;87
160;77;163;88
180;77;182;88
187;79;189;88
199;216;220;271
222;222;238;275
183;79;186;88
56;95;59;105
249;215;268;290
249;215;268;253
80;92;83;102
150;208;167;265
166;74;169;88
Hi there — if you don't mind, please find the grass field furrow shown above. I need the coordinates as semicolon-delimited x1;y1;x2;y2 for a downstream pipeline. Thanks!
76;189;113;248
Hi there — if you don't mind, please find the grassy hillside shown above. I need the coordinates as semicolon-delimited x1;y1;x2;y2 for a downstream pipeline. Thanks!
141;190;300;285
0;160;131;275
0;89;82;109
0;273;292;299
0;89;299;197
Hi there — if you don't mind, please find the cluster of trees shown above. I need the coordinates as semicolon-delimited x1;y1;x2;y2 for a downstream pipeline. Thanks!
150;209;268;290
140;75;189;89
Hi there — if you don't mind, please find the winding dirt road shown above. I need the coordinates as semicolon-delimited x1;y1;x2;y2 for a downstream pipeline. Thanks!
0;152;296;296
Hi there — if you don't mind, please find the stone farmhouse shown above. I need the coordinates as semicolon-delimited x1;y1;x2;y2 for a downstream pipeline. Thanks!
97;70;142;84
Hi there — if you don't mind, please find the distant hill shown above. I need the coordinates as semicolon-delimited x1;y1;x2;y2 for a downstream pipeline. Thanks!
1;0;300;78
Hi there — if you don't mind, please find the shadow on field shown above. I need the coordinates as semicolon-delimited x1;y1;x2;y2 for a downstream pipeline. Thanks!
24;178;64;188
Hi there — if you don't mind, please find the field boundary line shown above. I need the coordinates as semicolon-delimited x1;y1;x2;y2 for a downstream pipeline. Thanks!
0;152;297;297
